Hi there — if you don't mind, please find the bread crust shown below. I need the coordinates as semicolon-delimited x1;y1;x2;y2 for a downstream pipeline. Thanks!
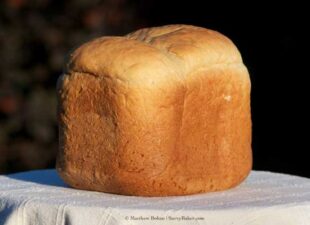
56;25;252;196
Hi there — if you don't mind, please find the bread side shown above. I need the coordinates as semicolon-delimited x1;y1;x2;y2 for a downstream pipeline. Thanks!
57;25;252;196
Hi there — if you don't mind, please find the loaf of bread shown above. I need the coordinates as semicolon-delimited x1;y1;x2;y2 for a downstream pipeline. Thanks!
56;24;252;196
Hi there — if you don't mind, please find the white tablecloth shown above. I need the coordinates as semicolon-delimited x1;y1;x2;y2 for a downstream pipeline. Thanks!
0;170;310;225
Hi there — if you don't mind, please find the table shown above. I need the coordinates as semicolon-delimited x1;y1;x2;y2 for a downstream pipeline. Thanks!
1;170;310;225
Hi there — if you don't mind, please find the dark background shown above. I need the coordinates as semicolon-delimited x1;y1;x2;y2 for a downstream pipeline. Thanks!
0;0;309;177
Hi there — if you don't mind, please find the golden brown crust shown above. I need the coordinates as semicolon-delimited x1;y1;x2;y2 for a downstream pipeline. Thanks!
56;24;252;196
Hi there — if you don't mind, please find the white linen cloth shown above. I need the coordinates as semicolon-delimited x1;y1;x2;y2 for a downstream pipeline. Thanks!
1;169;310;225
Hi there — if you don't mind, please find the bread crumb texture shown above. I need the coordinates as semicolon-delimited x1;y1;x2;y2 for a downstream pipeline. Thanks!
56;24;252;196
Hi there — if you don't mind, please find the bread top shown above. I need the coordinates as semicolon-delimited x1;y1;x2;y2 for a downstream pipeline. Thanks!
67;24;243;85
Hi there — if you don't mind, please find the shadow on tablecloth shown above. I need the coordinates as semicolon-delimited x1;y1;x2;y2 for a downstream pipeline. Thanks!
7;169;67;187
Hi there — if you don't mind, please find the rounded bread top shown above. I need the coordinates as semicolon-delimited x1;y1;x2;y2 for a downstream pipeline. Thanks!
67;25;243;85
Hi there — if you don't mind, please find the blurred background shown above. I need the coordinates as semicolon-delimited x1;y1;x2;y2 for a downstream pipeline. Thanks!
0;0;309;177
